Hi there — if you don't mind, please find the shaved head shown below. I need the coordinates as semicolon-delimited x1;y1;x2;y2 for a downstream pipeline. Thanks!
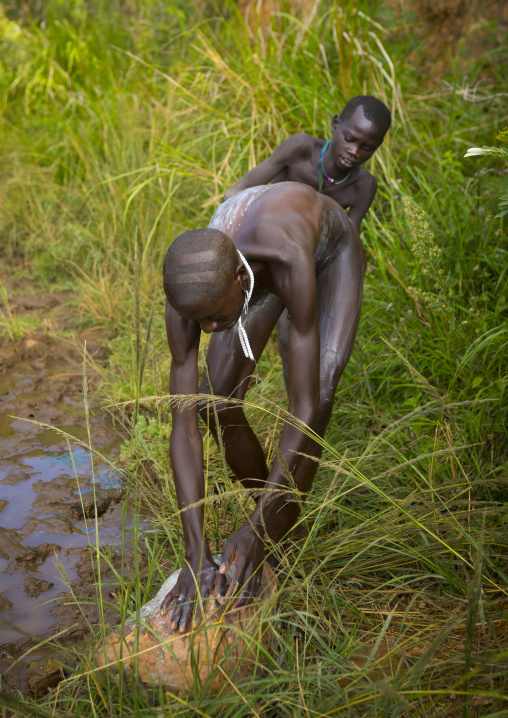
340;95;391;133
163;228;240;311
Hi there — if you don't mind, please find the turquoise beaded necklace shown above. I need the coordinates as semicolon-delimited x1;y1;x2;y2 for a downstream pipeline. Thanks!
318;140;351;193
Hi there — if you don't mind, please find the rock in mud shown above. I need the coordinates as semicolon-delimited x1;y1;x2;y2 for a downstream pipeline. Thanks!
1;470;31;486
0;499;7;513
61;487;125;518
22;516;74;536
17;296;59;311
0;595;12;612
27;662;64;696
0;526;25;560
15;543;61;569
97;562;277;694
24;577;55;598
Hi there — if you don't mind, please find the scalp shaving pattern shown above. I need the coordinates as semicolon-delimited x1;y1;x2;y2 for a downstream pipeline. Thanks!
163;229;237;308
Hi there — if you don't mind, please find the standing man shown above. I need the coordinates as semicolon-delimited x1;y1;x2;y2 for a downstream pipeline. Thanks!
224;95;391;230
162;182;365;632
224;95;390;371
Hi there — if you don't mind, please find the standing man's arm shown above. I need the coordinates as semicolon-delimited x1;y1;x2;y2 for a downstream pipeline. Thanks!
161;300;225;631
347;173;377;230
224;135;308;201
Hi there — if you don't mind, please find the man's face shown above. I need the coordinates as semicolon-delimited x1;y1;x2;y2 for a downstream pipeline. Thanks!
329;106;385;172
179;274;245;334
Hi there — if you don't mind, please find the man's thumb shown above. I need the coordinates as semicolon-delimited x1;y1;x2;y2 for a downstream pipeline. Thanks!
219;545;234;574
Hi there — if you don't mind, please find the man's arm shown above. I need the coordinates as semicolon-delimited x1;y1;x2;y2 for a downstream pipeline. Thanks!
347;173;377;230
219;243;320;600
161;300;225;631
251;245;320;507
224;134;309;201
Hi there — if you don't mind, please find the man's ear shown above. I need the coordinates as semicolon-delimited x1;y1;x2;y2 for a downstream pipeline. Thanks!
331;114;341;133
235;263;249;292
375;127;387;148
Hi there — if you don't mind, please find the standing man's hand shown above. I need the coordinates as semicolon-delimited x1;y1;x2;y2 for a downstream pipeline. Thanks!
161;554;226;633
219;521;266;608
223;187;236;202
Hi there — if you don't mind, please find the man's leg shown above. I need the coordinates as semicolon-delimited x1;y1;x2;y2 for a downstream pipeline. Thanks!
199;292;285;493
270;245;365;543
277;309;290;393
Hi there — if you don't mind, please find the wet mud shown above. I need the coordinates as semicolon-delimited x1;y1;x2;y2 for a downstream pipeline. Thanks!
0;315;133;697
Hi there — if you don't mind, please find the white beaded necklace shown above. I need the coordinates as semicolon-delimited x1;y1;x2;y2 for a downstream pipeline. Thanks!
236;250;254;361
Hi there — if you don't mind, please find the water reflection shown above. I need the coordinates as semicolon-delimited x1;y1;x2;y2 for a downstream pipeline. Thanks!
0;361;125;645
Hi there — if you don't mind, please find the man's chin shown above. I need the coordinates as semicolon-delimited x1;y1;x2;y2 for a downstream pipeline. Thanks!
339;157;355;170
214;321;237;333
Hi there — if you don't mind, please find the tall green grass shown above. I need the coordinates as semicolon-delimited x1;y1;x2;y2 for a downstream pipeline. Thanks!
0;0;507;715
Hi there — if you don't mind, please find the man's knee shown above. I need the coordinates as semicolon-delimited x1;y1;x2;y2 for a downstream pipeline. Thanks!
199;361;235;399
198;377;230;426
199;399;245;430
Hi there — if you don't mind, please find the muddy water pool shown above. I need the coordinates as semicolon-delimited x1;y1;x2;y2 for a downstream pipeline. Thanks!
0;342;127;647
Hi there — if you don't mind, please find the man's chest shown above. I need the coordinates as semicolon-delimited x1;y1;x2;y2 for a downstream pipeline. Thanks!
286;162;359;210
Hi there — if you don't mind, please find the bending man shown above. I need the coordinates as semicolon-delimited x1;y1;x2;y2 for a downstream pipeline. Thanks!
162;182;365;632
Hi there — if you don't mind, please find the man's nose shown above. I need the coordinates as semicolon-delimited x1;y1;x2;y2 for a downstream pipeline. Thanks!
200;320;218;333
348;144;360;157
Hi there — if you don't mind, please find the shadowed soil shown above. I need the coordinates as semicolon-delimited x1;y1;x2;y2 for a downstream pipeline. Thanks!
0;263;136;698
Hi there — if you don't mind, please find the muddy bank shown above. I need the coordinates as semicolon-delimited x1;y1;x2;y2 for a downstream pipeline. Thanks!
0;287;139;698
0;544;148;698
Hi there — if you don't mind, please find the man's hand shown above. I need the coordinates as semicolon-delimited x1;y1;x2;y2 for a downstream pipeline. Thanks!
219;521;265;608
223;187;238;202
161;556;226;633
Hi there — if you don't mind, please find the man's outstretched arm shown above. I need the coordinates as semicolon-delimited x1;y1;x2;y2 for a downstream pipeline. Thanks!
161;300;225;631
224;135;307;201
347;173;377;230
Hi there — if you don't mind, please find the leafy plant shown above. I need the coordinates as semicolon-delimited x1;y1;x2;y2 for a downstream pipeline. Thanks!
0;280;40;338
464;127;508;217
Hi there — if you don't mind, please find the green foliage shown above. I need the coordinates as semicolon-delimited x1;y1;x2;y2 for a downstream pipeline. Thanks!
403;197;453;314
0;279;40;338
464;127;508;217
119;413;170;463
0;0;507;715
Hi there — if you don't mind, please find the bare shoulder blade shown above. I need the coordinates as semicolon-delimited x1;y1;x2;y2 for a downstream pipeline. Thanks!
209;185;275;236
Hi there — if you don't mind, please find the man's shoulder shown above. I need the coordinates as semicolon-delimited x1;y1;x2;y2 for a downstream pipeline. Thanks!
351;167;377;196
351;166;377;192
336;167;378;228
288;132;321;146
276;132;321;160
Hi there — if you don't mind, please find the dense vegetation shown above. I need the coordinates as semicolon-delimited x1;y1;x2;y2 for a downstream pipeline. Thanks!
0;0;507;715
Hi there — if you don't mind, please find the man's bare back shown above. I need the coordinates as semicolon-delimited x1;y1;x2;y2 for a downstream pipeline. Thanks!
209;183;352;271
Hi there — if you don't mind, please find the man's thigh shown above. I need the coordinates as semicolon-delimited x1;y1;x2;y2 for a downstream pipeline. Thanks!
201;292;285;400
